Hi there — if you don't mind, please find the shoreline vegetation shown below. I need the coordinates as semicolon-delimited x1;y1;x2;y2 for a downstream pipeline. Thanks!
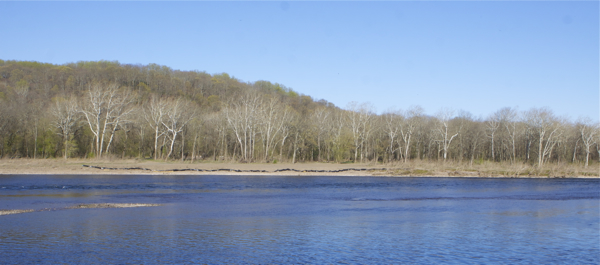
0;158;597;178
0;60;598;174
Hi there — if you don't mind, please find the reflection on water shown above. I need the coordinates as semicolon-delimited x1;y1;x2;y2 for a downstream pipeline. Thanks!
0;175;598;264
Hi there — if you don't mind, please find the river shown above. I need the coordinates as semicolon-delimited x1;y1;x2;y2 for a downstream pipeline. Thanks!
1;175;598;264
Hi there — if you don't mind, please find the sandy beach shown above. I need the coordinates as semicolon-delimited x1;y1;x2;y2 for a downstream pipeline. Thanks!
0;158;597;178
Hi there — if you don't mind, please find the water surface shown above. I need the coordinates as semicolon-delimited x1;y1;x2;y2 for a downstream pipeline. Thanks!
1;175;598;264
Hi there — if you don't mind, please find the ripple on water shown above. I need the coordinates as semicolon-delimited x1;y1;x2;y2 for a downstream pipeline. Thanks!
0;175;597;264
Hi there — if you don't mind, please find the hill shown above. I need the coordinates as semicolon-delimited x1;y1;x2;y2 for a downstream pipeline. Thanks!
0;59;597;174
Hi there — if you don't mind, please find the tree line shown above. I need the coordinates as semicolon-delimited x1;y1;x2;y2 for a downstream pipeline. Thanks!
0;59;598;168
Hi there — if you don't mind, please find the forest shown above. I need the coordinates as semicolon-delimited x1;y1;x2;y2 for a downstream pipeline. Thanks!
0;59;598;169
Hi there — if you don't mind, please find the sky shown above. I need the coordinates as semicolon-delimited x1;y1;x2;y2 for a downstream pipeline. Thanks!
1;1;598;121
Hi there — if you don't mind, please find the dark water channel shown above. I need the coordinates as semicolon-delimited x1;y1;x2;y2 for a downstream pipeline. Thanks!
1;175;598;264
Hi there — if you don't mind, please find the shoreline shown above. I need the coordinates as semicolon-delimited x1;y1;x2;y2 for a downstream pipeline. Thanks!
0;159;597;179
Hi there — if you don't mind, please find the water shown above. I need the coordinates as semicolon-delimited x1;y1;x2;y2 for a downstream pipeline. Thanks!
1;175;598;264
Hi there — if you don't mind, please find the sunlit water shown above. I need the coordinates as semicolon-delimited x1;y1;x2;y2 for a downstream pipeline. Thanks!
1;175;598;264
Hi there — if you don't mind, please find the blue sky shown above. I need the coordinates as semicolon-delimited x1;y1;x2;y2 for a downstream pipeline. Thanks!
1;1;598;120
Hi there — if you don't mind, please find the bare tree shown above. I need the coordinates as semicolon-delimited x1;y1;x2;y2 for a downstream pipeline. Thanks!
51;97;80;159
258;96;290;161
143;95;169;159
328;108;347;162
80;83;135;158
312;107;331;162
485;112;500;161
382;110;401;162
80;84;106;157
162;98;195;160
497;107;519;164
210;111;229;161
290;117;305;164
577;118;598;168
346;102;375;162
278;109;298;162
435;108;459;161
224;90;261;161
524;108;563;167
187;115;205;162
400;106;424;163
453;111;484;166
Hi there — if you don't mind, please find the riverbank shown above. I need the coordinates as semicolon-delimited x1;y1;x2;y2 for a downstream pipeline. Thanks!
0;158;597;178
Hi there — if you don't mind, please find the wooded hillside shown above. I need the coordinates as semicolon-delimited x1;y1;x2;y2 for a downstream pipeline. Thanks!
0;59;597;168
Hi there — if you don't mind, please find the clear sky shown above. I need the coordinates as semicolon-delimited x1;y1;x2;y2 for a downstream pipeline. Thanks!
1;1;598;120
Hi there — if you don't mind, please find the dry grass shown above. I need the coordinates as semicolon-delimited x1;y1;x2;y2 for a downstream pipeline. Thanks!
375;159;598;178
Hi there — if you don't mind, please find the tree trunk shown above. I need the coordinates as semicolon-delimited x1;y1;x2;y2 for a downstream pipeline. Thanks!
64;137;68;159
538;135;544;167
526;137;531;162
181;130;185;161
95;129;101;158
279;135;288;162
160;136;167;159
105;124;119;156
292;133;298;164
318;136;321;162
491;133;495;161
34;124;38;159
511;137;516;164
166;131;178;160
99;113;110;157
572;138;579;163
404;135;411;163
139;127;145;158
192;132;199;163
154;127;160;160
585;149;589;168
